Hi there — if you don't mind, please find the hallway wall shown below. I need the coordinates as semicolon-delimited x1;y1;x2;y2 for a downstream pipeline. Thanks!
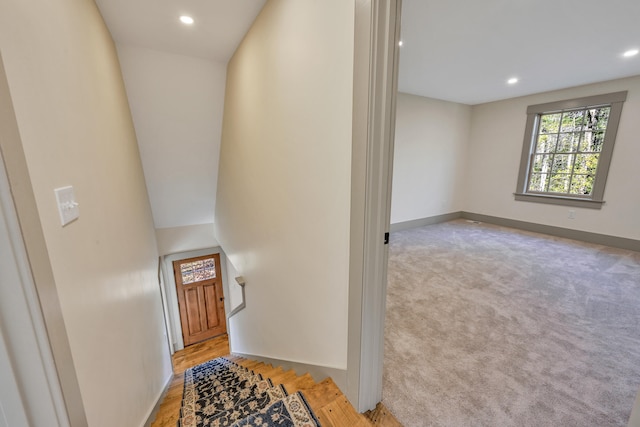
216;0;355;372
0;1;172;426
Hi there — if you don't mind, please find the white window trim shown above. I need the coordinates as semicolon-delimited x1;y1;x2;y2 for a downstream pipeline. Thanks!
514;91;627;209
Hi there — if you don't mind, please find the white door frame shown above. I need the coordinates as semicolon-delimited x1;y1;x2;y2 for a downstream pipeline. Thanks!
0;325;30;427
0;52;87;426
161;247;232;352
0;150;70;427
347;0;402;412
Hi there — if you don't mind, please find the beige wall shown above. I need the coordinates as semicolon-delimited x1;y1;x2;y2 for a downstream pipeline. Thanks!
155;223;218;256
391;93;471;224
466;75;640;240
216;0;355;370
0;1;172;426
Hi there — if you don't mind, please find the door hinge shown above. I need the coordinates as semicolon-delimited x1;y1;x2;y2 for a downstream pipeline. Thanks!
384;232;389;245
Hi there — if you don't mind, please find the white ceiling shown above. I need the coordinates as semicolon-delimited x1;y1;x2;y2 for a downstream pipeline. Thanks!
95;0;640;105
399;0;640;104
94;0;266;63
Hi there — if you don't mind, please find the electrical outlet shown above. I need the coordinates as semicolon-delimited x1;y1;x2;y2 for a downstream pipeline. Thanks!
568;210;576;219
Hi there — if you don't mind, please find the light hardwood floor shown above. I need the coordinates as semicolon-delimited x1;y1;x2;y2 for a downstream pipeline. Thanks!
149;334;402;427
150;335;231;427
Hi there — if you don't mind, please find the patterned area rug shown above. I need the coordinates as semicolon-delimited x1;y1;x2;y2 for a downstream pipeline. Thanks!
178;357;321;427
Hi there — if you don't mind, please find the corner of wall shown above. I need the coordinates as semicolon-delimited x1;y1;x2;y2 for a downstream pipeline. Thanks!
155;223;218;256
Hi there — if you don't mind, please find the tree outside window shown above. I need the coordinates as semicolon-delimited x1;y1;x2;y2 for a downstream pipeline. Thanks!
515;91;626;209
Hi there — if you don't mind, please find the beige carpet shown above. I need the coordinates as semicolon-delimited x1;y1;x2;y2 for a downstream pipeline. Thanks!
383;219;640;426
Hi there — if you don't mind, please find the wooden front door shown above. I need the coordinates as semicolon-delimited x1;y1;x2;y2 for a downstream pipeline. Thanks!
173;253;227;346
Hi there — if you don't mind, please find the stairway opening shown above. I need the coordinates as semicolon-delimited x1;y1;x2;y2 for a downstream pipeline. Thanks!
150;334;401;426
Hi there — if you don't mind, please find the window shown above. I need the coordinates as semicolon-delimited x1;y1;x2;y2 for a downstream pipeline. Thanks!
179;257;216;285
515;91;626;209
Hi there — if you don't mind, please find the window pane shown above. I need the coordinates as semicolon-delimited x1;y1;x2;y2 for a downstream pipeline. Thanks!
584;107;610;131
551;154;573;174
180;257;216;285
518;92;625;204
560;110;585;132
531;154;552;173
569;174;594;195
549;174;570;193
535;134;557;153
192;260;205;281
574;154;599;174
528;173;549;192
579;131;605;152
539;113;561;134
557;133;579;152
181;263;194;282
182;272;195;284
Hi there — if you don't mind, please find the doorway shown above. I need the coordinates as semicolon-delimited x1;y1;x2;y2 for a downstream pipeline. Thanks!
173;253;227;346
161;247;233;352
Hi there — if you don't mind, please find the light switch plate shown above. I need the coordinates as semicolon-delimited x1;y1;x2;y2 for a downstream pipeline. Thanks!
54;186;79;226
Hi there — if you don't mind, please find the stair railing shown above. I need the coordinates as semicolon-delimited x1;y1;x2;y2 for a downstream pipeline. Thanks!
228;276;246;318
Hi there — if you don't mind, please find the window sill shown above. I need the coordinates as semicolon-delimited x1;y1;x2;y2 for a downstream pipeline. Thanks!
514;193;604;209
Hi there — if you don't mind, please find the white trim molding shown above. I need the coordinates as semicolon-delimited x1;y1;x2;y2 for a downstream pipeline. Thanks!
348;0;402;413
0;147;70;427
0;52;86;426
161;247;231;352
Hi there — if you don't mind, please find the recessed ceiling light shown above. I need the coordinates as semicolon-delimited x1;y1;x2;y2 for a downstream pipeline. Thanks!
507;77;518;85
180;15;194;25
398;40;404;47
623;49;639;58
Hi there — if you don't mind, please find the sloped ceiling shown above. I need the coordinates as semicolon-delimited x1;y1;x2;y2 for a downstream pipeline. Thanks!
95;0;266;63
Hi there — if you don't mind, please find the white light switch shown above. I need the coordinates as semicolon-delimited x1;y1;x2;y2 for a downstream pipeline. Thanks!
54;186;79;226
